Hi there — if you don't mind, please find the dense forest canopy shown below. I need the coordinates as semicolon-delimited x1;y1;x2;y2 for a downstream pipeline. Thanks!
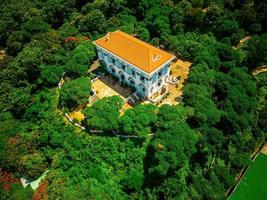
0;0;267;199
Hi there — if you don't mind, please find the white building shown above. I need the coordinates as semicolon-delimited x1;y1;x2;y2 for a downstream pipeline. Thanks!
93;30;176;102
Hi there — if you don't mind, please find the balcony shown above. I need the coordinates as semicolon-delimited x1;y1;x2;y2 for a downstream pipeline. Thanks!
148;84;168;103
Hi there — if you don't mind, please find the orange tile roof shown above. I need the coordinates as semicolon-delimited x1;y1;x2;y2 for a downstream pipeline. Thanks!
93;30;175;73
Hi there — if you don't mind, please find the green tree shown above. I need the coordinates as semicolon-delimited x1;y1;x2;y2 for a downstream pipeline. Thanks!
60;76;91;110
82;96;123;131
25;89;58;122
39;65;64;87
119;104;157;137
244;34;267;69
21;17;50;39
78;10;107;34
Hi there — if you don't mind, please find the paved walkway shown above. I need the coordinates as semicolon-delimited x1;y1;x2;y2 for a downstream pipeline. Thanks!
158;59;192;105
88;59;100;73
260;143;267;155
93;75;132;100
251;65;267;76
233;36;251;49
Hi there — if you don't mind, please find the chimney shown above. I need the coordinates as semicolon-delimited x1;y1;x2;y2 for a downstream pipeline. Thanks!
105;33;110;41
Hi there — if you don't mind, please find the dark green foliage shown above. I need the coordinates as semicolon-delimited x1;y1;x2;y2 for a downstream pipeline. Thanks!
0;0;266;199
215;19;239;38
6;31;28;56
82;96;124;131
64;61;88;78
249;23;262;33
25;89;58;122
64;41;96;78
144;105;198;197
15;46;43;83
8;86;32;118
244;34;267;69
165;32;216;60
119;104;157;137
21;17;50;39
70;42;96;65
60;77;91;110
42;0;76;28
0;184;34;200
39;65;64;87
78;10;107;34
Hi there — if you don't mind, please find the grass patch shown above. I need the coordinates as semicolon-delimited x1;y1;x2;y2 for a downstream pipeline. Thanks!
230;153;267;200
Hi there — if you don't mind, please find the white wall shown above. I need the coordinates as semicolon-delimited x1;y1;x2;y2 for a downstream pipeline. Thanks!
96;46;171;97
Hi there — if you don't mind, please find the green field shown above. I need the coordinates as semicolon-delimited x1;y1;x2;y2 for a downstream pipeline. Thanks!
230;153;267;200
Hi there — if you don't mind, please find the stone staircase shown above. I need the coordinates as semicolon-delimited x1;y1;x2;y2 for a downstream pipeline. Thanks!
166;75;179;85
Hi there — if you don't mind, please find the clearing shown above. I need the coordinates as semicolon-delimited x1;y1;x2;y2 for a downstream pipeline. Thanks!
92;74;132;100
68;58;192;121
229;153;267;200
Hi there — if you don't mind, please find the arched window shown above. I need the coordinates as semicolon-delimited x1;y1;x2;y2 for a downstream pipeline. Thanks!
157;79;162;87
109;65;116;74
139;83;146;93
118;70;125;80
150;87;154;93
128;77;135;86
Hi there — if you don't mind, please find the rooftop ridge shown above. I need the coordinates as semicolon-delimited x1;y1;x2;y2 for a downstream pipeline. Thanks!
94;30;175;73
114;30;166;55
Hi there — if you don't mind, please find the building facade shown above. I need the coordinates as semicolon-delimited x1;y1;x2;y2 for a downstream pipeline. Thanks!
93;30;175;101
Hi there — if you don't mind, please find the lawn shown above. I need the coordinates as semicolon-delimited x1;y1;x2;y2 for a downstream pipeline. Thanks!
229;153;267;200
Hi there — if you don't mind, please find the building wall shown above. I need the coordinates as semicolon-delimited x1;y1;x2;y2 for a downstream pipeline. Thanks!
96;46;171;97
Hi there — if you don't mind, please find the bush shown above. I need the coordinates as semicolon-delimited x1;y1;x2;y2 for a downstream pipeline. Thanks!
249;23;262;33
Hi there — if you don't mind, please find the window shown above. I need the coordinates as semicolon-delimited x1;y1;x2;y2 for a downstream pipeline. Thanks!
140;76;145;83
122;64;126;71
110;65;115;74
152;74;157;83
126;67;131;75
158;70;162;77
157;80;162;87
163;65;168;74
132;70;135;77
129;78;135;86
139;83;146;93
112;58;116;65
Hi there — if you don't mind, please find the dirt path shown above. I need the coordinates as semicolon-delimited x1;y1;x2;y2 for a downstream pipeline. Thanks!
233;36;251;49
251;65;267;76
260;143;267;155
0;50;6;60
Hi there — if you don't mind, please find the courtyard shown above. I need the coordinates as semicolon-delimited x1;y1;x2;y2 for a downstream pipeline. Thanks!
155;59;192;105
69;58;192;122
69;71;133;122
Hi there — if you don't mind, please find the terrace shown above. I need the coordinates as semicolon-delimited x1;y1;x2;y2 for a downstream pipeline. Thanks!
69;62;134;121
147;59;192;106
69;58;192;122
